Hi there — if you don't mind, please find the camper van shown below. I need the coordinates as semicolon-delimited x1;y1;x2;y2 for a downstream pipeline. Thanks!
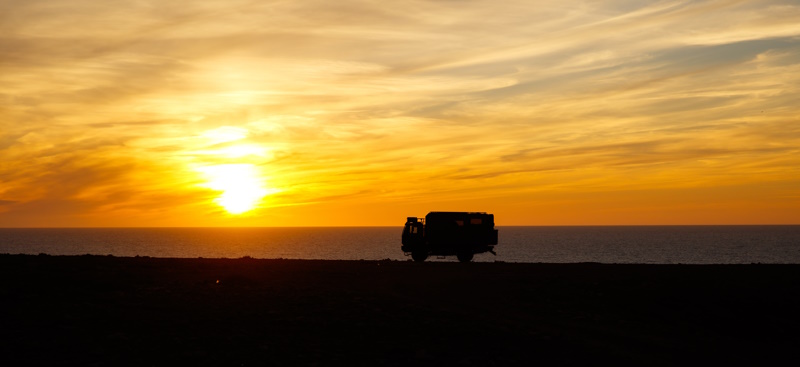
401;212;498;262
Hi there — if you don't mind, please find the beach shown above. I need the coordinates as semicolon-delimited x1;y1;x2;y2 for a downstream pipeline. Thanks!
2;255;799;366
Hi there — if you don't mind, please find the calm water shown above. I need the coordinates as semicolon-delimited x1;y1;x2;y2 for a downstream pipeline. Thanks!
1;226;799;264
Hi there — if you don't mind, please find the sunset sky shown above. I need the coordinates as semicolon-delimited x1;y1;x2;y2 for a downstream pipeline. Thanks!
1;0;799;227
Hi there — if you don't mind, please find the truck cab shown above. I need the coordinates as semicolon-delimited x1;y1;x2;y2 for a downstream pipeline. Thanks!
402;212;498;262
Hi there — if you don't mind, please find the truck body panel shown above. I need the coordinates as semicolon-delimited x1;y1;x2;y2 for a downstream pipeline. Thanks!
401;211;498;262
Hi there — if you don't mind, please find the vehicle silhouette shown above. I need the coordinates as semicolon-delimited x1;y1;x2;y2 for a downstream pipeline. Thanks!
401;212;498;262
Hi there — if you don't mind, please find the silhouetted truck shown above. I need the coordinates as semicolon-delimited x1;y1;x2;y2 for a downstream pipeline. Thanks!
402;212;498;262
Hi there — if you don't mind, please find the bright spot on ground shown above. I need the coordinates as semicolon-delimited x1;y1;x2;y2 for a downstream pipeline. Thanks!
197;164;277;214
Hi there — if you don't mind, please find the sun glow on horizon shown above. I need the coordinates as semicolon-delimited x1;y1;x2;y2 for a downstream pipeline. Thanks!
197;164;278;215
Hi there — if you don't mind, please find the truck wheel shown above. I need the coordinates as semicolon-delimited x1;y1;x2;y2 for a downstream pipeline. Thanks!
412;251;428;262
457;251;473;263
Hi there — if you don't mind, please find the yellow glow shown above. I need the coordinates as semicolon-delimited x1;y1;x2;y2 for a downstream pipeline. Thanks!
197;164;276;214
191;144;272;159
200;126;249;144
217;144;271;158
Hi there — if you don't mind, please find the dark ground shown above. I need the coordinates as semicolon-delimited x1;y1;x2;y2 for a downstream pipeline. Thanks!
1;254;799;366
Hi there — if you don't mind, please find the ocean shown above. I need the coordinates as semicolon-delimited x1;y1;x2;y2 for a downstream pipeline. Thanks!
1;226;799;264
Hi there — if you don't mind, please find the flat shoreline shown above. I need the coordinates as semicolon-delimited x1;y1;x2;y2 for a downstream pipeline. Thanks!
3;255;799;366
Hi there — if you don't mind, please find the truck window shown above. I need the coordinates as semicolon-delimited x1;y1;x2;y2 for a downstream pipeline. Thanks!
455;220;464;226
470;218;482;225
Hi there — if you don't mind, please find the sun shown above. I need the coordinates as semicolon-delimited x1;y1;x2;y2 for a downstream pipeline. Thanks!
197;164;275;214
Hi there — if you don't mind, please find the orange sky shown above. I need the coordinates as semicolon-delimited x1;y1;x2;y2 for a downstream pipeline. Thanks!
1;0;799;227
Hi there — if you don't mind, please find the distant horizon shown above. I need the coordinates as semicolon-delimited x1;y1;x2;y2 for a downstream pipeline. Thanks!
3;223;799;229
